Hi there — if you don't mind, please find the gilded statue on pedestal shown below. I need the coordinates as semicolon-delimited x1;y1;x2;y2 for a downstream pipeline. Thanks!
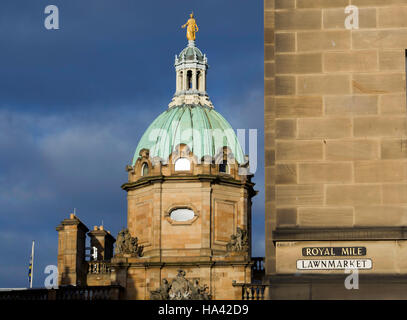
182;12;199;41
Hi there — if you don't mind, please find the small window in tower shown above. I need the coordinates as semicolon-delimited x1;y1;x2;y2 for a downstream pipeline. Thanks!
196;71;200;90
187;70;192;90
170;208;195;222
141;163;149;176
174;158;190;171
179;71;183;91
219;161;230;174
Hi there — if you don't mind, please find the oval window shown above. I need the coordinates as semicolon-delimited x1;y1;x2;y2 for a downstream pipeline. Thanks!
170;208;195;222
174;158;190;171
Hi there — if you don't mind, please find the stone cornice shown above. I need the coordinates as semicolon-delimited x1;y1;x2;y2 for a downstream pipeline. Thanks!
110;260;253;269
273;226;407;241
56;217;89;233
121;174;256;195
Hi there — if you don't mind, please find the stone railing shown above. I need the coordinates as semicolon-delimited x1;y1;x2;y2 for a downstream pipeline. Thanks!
232;282;268;300
0;285;123;300
87;261;112;274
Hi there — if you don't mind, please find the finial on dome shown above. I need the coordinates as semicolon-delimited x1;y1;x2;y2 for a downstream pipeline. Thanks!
181;12;199;42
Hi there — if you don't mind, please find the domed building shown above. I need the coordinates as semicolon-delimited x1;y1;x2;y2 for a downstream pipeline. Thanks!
55;19;258;300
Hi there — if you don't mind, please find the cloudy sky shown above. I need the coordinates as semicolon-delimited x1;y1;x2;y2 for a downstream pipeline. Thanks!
0;0;264;288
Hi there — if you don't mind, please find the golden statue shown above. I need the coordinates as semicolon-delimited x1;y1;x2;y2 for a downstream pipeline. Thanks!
182;12;199;41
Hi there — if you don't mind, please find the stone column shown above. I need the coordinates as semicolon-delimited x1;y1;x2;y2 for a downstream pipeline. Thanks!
202;70;206;92
192;69;197;90
183;70;187;91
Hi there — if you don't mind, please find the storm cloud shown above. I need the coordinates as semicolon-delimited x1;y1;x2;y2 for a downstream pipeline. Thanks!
0;0;263;288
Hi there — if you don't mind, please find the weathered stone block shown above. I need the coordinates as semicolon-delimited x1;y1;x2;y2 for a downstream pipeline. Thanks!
297;0;349;8
378;6;407;28
275;10;322;30
379;50;405;71
276;185;324;205
276;141;323;160
379;94;406;115
276;119;296;139
265;79;275;97
297;118;352;139
298;162;353;183
264;10;274;28
324;50;378;72
275;96;323;117
297;30;351;51
355;206;407;226
353;0;407;6
265;28;275;45
264;44;275;61
264;0;275;10
326;185;382;205
276;53;323;74
265;62;275;78
276;163;297;184
352;73;405;94
354;117;407;137
275;76;296;95
298;207;354;227
275;33;296;52
276;208;297;227
298;75;351;95
381;139;407;159
325;140;380;160
353;30;407;49
325;95;378;115
355;160;407;183
275;0;295;9
383;184;407;204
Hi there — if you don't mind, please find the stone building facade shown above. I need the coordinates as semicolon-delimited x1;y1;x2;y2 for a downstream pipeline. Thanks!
265;0;407;299
55;36;257;300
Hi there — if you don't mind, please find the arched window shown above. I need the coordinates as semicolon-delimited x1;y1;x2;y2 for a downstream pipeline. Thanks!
141;163;149;176
178;71;183;91
219;160;229;174
174;158;190;171
187;70;192;90
196;71;200;90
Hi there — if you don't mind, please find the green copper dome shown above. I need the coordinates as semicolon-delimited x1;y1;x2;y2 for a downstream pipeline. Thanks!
133;104;245;165
178;44;204;61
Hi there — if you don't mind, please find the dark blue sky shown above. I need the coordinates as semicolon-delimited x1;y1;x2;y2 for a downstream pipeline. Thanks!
0;0;264;288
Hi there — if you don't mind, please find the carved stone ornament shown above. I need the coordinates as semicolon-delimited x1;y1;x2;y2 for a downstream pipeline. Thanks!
226;227;249;252
115;228;144;257
150;270;211;300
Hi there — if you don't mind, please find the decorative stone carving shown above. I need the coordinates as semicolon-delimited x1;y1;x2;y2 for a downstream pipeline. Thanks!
115;228;144;257
150;270;211;300
150;279;170;300
226;227;249;252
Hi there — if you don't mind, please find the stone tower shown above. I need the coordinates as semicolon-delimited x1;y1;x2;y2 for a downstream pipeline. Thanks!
56;214;88;286
265;0;407;299
114;37;256;300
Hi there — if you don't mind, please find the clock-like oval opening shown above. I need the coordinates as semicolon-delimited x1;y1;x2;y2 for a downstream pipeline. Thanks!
169;208;195;222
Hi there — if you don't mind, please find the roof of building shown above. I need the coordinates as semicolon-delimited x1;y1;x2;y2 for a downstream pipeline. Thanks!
178;41;204;61
132;104;245;165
